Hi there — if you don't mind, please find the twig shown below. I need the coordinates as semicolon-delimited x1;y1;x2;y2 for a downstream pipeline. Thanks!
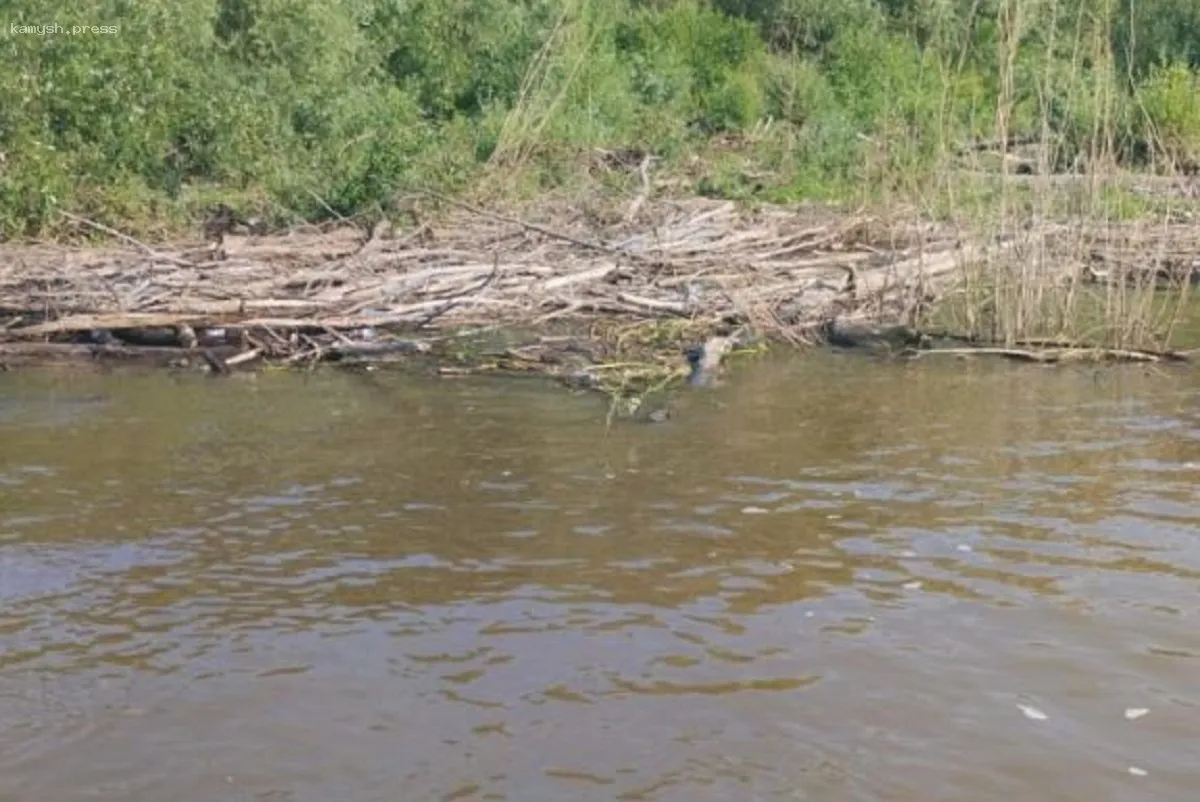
225;348;263;366
417;188;656;266
613;292;688;316
58;211;197;268
907;346;1188;363
412;254;502;329
623;154;653;224
320;324;358;346
307;190;349;224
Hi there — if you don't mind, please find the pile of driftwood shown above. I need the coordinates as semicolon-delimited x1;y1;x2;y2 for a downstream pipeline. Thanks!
0;196;945;367
0;193;1193;388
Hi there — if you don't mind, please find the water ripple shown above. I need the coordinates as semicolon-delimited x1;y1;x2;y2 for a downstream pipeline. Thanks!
1;364;1199;801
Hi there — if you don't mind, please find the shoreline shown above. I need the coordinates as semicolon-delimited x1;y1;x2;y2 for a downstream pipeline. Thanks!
1;193;1195;399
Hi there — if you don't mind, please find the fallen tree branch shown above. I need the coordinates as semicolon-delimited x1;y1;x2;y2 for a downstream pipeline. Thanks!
906;346;1190;363
59;211;198;268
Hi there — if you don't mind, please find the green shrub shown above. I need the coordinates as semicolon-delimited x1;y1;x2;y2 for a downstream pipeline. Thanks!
1;0;1198;238
1137;62;1200;167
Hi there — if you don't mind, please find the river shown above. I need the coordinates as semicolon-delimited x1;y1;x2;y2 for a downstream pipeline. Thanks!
1;353;1197;801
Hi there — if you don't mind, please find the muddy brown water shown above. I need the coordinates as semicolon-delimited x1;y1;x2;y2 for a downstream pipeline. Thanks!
1;354;1197;802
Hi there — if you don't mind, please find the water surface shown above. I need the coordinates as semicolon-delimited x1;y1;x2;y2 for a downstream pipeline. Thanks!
1;355;1198;801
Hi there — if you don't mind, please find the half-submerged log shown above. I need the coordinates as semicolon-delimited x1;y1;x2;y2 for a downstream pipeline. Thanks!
820;318;924;350
326;339;433;361
0;342;247;369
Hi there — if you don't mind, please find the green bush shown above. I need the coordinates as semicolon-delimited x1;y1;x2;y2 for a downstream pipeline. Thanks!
1114;0;1200;79
1;0;1199;238
1136;62;1200;167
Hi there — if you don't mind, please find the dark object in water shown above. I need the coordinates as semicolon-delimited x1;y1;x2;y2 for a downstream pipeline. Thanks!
108;327;192;348
83;328;115;345
75;325;223;349
685;336;733;387
562;371;598;391
685;347;708;386
821;318;924;350
200;348;233;375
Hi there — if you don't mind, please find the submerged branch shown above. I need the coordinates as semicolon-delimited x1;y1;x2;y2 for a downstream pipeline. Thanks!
905;346;1190;363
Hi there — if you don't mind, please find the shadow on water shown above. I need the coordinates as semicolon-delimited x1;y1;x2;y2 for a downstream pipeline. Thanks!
0;353;1198;802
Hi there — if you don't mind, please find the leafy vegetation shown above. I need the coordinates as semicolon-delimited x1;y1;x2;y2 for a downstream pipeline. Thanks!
1;0;1197;238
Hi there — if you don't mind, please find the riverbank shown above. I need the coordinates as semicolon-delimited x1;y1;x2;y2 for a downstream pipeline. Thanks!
1;190;1196;408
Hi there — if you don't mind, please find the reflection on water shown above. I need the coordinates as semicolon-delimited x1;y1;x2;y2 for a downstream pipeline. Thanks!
0;356;1198;802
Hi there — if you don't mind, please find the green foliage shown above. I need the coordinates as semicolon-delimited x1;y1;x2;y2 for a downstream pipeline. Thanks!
1;0;1199;238
1113;0;1200;78
618;0;768;132
713;0;883;54
1136;63;1200;167
364;0;555;119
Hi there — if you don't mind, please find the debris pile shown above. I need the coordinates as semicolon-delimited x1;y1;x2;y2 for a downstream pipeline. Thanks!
0;194;1192;392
